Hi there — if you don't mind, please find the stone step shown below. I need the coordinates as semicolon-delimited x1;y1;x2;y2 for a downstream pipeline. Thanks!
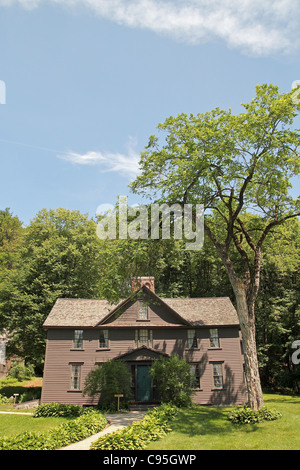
129;404;159;411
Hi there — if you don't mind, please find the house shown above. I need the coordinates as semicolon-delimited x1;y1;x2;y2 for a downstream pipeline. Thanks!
41;277;247;406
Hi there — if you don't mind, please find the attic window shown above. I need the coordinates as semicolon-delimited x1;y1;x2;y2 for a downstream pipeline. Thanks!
139;301;149;320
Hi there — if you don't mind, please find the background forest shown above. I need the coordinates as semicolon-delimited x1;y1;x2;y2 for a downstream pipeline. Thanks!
0;206;299;393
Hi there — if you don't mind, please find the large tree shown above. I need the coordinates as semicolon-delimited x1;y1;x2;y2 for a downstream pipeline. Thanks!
0;208;104;367
130;84;300;409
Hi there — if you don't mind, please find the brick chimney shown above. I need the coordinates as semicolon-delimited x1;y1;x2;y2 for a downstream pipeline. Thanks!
132;276;155;293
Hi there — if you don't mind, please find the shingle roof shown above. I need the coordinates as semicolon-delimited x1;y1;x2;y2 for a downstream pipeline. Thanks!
43;298;118;327
162;297;239;326
43;294;239;328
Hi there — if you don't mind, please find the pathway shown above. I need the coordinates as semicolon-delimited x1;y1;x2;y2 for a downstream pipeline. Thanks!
60;410;146;450
0;409;146;450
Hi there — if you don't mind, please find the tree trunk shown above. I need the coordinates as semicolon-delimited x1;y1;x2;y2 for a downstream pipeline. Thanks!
204;226;264;410
233;278;264;410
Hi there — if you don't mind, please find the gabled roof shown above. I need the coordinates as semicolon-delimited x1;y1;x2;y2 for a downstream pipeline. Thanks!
162;297;238;326
114;345;169;361
43;288;239;328
95;285;191;327
43;298;116;328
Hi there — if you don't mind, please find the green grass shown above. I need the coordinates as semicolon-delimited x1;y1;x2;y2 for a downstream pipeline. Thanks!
0;414;71;439
146;394;300;450
0;376;42;402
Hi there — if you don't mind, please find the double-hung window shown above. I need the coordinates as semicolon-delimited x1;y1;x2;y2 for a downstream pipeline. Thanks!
209;328;220;348
212;363;223;389
99;330;109;348
73;330;83;349
71;364;81;390
139;301;149;320
187;329;198;348
135;329;153;348
190;364;201;389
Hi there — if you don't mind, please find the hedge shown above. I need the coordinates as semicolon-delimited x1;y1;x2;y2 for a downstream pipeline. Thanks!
90;404;178;450
227;406;282;424
0;410;107;450
34;402;87;418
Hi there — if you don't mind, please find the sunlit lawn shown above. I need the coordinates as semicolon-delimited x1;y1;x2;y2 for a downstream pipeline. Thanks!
146;394;300;450
0;413;71;439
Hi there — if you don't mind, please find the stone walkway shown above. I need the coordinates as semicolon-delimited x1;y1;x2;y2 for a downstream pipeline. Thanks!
0;409;146;450
60;410;146;450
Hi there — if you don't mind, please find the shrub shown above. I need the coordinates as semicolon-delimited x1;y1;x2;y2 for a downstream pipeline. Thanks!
83;360;132;408
150;356;193;407
0;410;107;450
7;363;35;381
90;404;177;450
19;389;41;403
0;394;13;405
34;402;86;418
0;377;19;385
227;406;282;424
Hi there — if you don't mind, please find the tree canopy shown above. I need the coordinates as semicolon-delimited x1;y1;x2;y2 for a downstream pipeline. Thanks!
130;84;300;409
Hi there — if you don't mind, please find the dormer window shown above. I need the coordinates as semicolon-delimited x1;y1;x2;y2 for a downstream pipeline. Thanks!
139;301;149;320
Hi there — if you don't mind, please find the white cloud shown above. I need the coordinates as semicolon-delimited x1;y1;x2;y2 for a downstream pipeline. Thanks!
1;0;300;56
57;137;141;178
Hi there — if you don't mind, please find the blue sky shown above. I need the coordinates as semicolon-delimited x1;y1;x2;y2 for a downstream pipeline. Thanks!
0;0;299;225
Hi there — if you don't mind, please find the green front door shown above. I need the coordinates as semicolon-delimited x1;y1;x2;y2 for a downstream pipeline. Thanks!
137;365;152;402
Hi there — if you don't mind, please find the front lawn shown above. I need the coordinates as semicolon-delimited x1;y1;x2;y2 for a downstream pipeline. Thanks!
146;394;300;450
0;413;71;438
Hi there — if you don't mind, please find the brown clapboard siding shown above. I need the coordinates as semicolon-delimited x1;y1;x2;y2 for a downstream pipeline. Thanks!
103;296;185;327
41;325;246;405
41;280;246;406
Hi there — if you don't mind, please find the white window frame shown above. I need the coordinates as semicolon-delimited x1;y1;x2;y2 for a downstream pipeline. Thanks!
70;364;81;390
212;362;224;389
139;301;149;320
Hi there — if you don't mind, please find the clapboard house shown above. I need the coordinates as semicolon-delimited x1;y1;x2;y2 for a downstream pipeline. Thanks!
41;277;246;406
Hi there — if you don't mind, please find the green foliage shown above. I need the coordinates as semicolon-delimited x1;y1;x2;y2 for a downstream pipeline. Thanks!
83;360;132;407
0;410;107;450
90;404;177;450
7;362;35;381
130;83;300;409
0;208;23;272
150;356;193;407
227;406;282;424
19;389;40;403
0;208;104;367
0;394;13;404
34;402;86;418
